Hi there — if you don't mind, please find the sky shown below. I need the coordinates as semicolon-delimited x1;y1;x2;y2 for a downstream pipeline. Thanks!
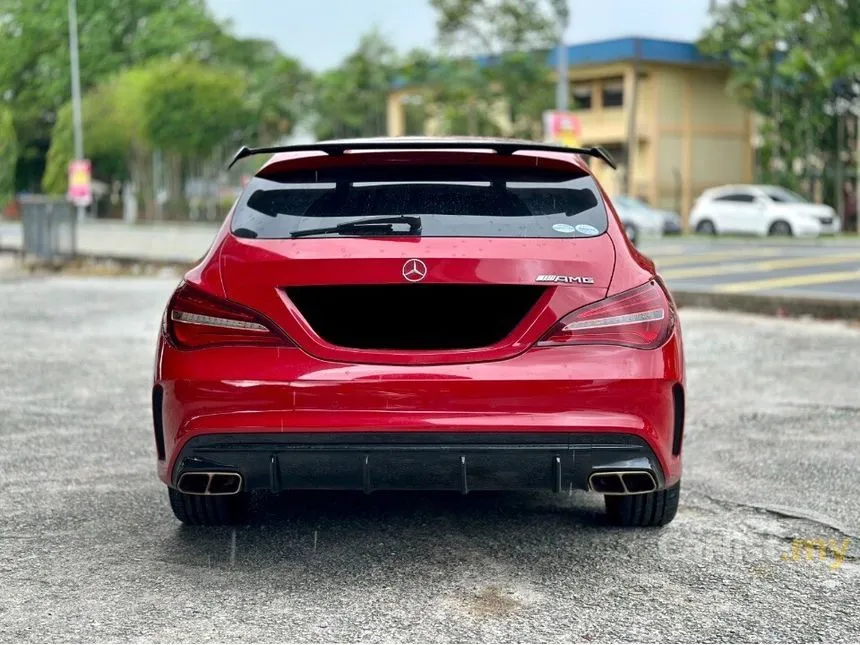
205;0;716;71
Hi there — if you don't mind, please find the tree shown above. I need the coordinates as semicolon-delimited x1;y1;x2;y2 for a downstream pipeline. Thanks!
141;60;248;158
700;0;860;195
312;31;399;141
0;0;219;182
229;39;315;144
0;0;311;191
429;0;568;56
43;65;153;196
0;107;17;207
43;58;253;219
483;51;555;138
422;0;563;138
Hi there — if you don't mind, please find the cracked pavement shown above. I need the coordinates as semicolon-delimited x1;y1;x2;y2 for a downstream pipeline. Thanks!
0;276;858;643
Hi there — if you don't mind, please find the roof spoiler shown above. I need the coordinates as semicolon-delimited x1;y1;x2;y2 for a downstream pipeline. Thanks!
226;139;617;170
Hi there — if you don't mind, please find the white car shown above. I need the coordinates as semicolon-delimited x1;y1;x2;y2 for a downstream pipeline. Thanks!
611;196;665;245
614;195;682;235
690;185;840;237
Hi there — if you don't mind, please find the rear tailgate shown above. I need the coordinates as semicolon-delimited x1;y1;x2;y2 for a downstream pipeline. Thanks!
218;151;616;365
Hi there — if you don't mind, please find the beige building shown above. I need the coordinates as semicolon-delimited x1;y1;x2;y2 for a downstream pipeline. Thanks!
386;37;754;226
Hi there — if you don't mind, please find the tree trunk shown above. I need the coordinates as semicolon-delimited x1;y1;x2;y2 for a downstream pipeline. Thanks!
129;148;155;221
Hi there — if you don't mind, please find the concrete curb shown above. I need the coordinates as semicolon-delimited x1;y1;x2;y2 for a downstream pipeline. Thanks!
672;289;860;321
0;246;198;270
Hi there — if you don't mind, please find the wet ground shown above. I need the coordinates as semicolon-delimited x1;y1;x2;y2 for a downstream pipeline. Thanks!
0;276;857;643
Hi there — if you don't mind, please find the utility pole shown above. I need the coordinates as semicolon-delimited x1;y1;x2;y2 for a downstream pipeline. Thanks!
67;0;86;222
555;22;568;111
855;110;860;230
835;109;844;219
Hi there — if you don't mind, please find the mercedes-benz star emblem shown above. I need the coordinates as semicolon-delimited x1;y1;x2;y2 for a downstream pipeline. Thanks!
402;258;427;282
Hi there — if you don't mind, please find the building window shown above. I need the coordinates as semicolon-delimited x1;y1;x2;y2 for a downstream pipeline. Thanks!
602;78;624;108
571;84;592;110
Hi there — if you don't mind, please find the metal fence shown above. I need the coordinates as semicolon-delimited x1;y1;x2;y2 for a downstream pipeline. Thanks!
19;196;77;262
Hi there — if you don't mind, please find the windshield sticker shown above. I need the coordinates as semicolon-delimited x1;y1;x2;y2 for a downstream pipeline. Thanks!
574;224;600;236
552;223;576;234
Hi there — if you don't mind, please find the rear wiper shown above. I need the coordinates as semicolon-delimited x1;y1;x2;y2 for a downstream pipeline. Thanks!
290;216;422;239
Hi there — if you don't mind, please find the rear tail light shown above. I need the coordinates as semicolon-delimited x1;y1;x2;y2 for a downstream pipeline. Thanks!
165;282;291;349
538;280;673;349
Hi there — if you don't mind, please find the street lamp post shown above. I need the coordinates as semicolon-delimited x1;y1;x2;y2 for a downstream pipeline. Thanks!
67;0;86;223
555;23;568;112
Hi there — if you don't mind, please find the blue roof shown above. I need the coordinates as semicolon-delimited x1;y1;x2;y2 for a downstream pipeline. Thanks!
392;37;718;89
546;37;715;67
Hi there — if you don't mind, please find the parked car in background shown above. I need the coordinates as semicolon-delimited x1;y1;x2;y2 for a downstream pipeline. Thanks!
614;195;682;235
690;185;840;238
611;196;665;245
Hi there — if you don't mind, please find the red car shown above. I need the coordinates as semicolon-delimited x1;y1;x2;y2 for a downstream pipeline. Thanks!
152;138;685;527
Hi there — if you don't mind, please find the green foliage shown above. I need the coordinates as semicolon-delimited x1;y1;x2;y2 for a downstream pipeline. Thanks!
141;60;249;157
1;0;310;191
311;0;565;141
429;0;567;55
700;0;860;190
43;65;156;194
485;52;555;137
410;0;562;138
312;31;399;140
0;107;17;204
42;59;250;194
243;50;315;144
0;0;219;146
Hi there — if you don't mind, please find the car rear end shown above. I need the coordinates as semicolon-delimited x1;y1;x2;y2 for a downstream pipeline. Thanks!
153;140;685;526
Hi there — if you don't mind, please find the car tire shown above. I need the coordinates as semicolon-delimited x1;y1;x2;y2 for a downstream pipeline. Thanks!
604;481;680;527
167;487;249;526
768;220;793;237
695;220;716;235
624;223;639;245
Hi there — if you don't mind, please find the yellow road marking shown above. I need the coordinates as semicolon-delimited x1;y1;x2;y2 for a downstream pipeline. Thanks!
642;244;687;255
713;270;860;293
660;253;860;280
652;248;783;267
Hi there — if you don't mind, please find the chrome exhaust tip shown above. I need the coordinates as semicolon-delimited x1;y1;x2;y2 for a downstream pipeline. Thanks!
588;470;657;495
177;471;243;496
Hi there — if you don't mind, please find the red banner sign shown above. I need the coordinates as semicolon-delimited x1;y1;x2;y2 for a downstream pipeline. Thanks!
67;159;92;207
543;111;582;147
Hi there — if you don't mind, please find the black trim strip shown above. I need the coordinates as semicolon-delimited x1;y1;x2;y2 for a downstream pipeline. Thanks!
228;139;617;170
171;431;664;494
672;384;685;456
151;385;166;461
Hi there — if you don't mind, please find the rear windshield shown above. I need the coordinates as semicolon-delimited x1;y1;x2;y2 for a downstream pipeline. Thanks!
231;165;608;239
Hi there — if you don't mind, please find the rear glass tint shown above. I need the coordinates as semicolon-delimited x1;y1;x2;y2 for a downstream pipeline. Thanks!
231;165;607;239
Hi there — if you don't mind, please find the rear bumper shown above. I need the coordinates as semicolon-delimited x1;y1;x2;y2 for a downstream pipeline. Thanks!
172;432;664;493
154;333;685;491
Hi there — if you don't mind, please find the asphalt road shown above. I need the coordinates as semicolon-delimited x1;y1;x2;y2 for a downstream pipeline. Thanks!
1;276;858;643
641;237;860;301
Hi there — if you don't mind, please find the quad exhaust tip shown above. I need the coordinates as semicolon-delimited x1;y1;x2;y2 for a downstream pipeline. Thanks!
177;471;243;496
588;470;657;495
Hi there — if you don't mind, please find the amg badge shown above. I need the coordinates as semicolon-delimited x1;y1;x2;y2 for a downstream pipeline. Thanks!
536;274;595;284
